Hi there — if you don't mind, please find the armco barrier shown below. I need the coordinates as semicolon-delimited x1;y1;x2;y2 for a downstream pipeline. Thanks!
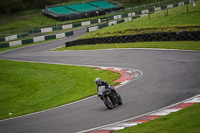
56;33;65;39
22;38;34;45
0;31;73;49
0;43;9;48
0;33;29;43
0;38;6;42
65;31;73;37
52;26;62;31
62;24;73;30
73;23;82;28
65;31;200;47
45;34;56;40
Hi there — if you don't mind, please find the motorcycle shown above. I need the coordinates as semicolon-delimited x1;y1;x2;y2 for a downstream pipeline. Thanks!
98;86;123;109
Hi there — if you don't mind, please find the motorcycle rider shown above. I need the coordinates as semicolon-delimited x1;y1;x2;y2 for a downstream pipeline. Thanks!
95;77;116;99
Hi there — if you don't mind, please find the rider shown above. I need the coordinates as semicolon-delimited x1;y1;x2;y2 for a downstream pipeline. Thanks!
95;77;116;99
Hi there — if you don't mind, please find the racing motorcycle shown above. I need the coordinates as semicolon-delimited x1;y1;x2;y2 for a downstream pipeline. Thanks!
98;86;122;109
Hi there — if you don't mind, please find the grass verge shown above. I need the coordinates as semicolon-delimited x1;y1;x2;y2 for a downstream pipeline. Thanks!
51;41;200;51
0;60;121;120
115;103;200;133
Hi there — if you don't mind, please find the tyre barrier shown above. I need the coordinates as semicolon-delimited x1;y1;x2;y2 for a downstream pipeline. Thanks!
65;31;200;47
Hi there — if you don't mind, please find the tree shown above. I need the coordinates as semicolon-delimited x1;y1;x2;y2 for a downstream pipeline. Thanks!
0;0;15;15
0;0;25;15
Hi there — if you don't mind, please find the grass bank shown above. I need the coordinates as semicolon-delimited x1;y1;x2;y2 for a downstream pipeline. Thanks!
80;1;200;39
0;60;121;120
52;41;200;51
0;0;169;33
116;103;200;133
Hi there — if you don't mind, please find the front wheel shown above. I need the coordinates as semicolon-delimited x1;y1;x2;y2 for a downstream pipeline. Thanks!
103;96;114;109
115;92;123;105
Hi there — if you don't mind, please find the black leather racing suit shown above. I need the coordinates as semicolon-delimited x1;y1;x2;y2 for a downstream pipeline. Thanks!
97;80;116;99
97;80;110;90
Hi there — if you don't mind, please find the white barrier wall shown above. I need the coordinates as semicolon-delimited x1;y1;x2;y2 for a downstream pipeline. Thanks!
140;14;148;17
114;15;118;20
33;36;45;43
5;35;17;41
108;21;117;26
9;40;22;47
128;12;136;17
62;24;73;29
167;4;173;8
154;7;161;12
56;33;65;39
88;26;99;32
178;2;184;6
142;9;149;14
114;15;122;20
118;15;122;19
41;28;53;33
125;17;132;22
81;21;91;26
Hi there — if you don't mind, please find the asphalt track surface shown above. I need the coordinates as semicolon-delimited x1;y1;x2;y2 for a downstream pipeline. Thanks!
0;27;200;133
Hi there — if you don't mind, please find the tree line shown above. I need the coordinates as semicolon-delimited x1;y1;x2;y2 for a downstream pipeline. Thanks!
0;0;145;15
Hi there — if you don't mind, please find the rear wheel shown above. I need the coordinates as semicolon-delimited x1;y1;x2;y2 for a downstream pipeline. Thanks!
103;96;114;109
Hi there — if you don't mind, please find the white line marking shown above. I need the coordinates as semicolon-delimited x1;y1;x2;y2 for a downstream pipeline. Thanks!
120;80;130;85
150;109;181;116
54;48;200;53
133;73;139;78
114;122;139;127
127;70;133;74
100;67;109;70
101;126;125;131
114;68;122;71
78;94;200;133
184;97;200;103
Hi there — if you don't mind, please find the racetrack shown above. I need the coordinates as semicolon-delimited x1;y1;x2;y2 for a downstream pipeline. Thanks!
0;28;200;133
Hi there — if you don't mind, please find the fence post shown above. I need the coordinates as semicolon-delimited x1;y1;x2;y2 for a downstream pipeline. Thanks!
20;28;22;40
32;28;34;37
165;8;168;16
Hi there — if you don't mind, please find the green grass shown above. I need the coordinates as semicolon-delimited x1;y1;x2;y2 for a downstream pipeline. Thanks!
116;103;200;133
52;41;200;51
0;14;58;32
0;9;41;21
80;1;200;39
0;60;121;120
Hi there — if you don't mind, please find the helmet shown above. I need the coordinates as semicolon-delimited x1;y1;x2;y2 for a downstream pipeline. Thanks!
95;77;101;85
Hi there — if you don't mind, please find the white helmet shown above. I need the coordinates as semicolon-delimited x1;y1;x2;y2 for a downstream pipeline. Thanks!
95;77;101;85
